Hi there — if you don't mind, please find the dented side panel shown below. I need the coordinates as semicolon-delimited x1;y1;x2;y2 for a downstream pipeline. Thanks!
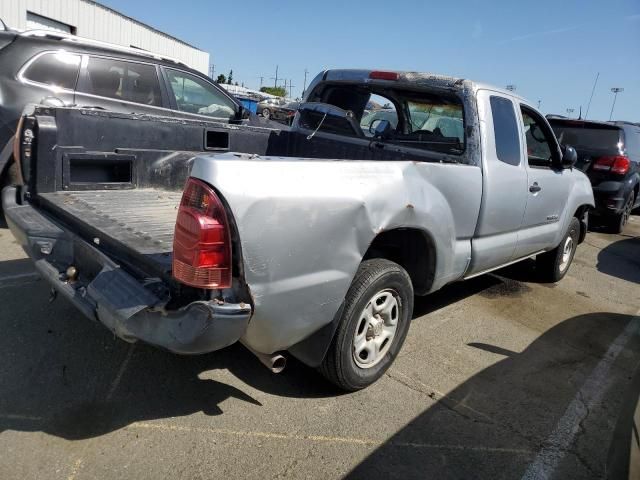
190;155;482;354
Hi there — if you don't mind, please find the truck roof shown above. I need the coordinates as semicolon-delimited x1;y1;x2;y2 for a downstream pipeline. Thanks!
316;69;529;102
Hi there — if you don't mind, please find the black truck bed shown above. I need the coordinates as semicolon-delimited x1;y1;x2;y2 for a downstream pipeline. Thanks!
38;189;182;277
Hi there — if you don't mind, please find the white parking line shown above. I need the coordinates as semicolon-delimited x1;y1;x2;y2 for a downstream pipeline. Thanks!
520;313;640;480
105;344;135;402
130;421;534;454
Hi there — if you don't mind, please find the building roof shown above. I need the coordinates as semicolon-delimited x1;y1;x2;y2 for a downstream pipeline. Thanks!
86;0;204;52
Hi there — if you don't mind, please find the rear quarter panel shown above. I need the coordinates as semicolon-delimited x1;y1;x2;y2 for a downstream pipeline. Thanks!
190;154;482;353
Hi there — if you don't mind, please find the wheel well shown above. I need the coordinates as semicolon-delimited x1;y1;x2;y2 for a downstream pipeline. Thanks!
363;228;435;295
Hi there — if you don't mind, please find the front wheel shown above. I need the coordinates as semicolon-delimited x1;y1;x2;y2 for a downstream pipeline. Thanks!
536;217;580;282
319;259;413;391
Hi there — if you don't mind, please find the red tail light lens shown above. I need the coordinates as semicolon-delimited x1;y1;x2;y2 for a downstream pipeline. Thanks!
369;71;399;81
592;155;630;175
172;177;231;289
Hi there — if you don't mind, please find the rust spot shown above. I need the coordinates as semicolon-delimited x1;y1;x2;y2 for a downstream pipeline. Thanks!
406;203;414;209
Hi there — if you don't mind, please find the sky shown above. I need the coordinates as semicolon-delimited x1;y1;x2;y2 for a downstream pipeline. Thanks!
101;0;640;121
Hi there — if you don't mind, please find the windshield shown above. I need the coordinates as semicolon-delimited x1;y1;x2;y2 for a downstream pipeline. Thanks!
549;123;621;153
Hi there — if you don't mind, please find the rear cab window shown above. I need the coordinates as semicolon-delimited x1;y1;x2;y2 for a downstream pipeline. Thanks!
21;51;81;90
79;56;162;106
303;83;465;156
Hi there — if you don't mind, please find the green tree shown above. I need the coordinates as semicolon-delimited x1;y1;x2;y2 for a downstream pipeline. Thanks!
215;74;226;84
228;69;233;84
259;86;286;97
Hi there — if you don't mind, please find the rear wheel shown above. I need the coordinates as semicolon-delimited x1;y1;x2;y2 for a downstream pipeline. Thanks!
319;259;413;391
608;191;635;234
536;217;580;282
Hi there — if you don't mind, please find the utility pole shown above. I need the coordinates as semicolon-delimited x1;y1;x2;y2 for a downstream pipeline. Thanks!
506;84;516;92
566;108;575;118
288;80;295;99
302;68;309;96
258;76;264;88
271;65;279;88
609;87;623;120
208;64;215;79
537;99;541;109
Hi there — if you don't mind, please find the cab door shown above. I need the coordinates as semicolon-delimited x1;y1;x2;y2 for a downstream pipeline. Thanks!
513;105;572;257
466;90;529;276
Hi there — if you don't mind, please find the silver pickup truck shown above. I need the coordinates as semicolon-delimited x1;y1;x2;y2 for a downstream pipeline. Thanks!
3;69;594;390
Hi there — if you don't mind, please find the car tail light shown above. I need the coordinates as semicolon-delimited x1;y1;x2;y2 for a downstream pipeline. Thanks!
592;155;630;175
172;177;231;289
369;71;399;81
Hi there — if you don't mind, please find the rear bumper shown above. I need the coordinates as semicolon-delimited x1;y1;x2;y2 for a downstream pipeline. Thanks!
2;186;251;355
591;180;632;216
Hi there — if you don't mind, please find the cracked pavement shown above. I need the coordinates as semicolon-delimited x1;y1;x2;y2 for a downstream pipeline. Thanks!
0;214;639;479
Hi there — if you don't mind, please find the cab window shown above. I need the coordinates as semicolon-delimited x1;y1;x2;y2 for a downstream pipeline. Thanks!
165;69;236;120
490;96;521;166
521;107;556;168
80;56;162;106
22;52;81;90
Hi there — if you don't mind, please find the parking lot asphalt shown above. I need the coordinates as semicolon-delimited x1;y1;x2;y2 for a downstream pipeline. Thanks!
0;214;638;480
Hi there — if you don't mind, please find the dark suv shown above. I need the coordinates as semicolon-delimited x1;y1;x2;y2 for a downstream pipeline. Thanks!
548;118;640;233
0;29;244;190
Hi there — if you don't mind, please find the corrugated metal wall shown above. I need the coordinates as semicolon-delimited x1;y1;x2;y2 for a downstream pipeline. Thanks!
0;0;209;73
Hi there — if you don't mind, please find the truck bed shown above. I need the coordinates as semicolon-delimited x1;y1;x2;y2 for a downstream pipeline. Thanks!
38;189;182;277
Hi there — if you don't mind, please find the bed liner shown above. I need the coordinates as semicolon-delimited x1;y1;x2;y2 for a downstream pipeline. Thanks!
38;189;182;277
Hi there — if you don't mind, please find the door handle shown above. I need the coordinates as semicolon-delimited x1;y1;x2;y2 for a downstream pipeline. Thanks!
529;183;542;193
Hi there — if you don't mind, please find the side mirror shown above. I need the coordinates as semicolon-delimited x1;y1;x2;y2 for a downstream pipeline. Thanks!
370;119;392;139
560;144;577;169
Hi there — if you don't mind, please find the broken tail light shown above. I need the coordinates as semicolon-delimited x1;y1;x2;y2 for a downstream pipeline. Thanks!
592;155;630;175
172;177;231;289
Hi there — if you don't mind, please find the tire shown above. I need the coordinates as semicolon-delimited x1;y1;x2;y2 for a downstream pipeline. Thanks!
262;108;271;118
318;259;414;391
607;191;635;234
536;217;580;282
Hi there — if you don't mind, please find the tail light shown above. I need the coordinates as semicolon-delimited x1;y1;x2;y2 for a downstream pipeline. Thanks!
172;177;231;289
592;155;630;175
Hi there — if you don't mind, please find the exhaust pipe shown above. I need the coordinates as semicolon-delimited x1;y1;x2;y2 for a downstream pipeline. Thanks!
241;341;286;373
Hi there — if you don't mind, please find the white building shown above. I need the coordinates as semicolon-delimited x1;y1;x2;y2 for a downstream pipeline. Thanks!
0;0;209;73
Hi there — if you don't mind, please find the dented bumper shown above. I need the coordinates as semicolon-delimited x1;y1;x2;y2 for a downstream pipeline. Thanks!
2;186;251;354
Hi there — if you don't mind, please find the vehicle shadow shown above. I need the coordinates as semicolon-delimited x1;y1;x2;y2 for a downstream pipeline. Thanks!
596;237;640;284
0;264;518;440
347;312;640;479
